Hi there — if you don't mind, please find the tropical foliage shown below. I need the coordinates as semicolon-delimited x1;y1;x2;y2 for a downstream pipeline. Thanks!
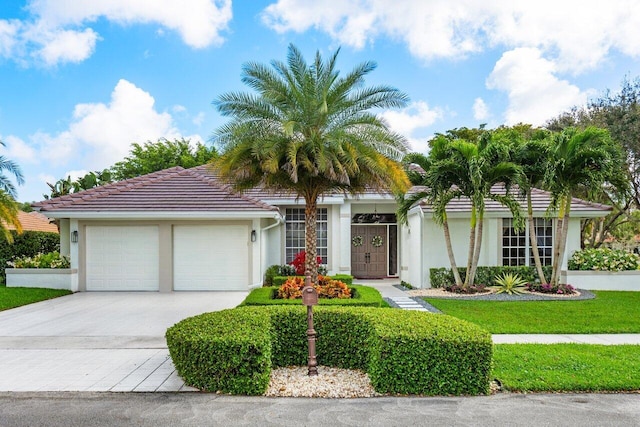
0;140;24;242
568;248;640;271
212;44;410;284
110;138;216;180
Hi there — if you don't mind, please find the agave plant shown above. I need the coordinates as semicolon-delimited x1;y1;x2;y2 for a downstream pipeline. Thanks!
493;273;527;295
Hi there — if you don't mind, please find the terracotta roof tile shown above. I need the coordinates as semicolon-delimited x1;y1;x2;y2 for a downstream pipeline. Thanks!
4;211;58;233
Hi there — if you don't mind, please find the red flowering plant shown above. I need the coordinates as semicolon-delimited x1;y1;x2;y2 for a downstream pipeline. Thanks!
289;250;324;276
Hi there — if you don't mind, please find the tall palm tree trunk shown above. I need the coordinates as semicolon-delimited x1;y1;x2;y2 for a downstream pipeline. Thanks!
527;192;547;284
442;215;463;286
304;196;320;285
550;196;571;285
469;211;484;287
464;206;477;287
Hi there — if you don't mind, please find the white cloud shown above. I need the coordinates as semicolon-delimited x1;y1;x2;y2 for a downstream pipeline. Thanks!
30;0;232;48
472;98;489;121
26;79;181;170
262;0;640;73
35;27;99;66
380;101;442;135
1;0;233;66
192;112;206;126
0;135;37;164
486;48;588;126
380;101;443;153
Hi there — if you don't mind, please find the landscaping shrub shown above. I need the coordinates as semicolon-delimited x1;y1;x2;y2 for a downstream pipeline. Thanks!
241;284;383;307
568;248;640;271
526;282;576;295
0;231;59;283
276;275;351;299
165;308;272;395
430;266;553;288
8;251;70;269
273;274;353;287
166;306;492;396
289;250;327;275
263;264;296;286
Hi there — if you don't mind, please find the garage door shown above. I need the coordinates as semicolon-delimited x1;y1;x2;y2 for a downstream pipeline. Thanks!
85;226;159;291
173;225;249;290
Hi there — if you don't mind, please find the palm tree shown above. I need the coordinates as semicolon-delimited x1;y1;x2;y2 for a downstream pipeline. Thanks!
497;126;552;284
545;127;625;285
398;152;464;286
0;140;25;242
212;44;411;284
399;129;522;288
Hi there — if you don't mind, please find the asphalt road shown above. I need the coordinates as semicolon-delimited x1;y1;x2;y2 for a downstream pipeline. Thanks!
1;392;639;427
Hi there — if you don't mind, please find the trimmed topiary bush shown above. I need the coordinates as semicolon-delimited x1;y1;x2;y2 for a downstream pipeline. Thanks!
241;284;383;307
166;306;492;396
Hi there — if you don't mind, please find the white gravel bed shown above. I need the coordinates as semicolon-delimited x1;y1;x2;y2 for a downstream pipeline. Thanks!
265;366;382;398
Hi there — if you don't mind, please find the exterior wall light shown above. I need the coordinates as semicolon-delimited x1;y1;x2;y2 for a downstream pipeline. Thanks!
71;230;79;243
251;230;257;242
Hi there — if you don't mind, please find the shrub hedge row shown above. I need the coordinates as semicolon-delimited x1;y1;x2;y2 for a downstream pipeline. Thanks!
430;265;553;288
241;285;383;307
166;306;492;396
272;274;353;286
0;231;60;283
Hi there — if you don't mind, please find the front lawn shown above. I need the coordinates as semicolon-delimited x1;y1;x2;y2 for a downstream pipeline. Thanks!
425;291;640;333
0;286;71;311
493;344;640;392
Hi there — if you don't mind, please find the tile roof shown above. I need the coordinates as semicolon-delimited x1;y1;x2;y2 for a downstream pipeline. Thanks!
415;184;612;214
32;166;279;214
3;211;59;233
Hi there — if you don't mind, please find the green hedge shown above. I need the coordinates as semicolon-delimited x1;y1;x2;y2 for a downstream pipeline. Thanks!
272;274;353;286
0;231;60;283
240;284;383;307
568;248;640;271
430;265;553;288
166;306;492;396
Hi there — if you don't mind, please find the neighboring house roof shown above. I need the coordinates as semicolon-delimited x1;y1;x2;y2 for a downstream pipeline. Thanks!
414;184;612;217
3;211;58;233
32;166;280;218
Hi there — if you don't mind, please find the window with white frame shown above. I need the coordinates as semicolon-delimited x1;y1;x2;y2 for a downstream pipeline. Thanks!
502;218;553;266
285;208;328;264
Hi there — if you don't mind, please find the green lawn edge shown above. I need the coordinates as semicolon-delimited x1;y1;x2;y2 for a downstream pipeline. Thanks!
424;291;640;333
0;286;72;311
493;344;640;393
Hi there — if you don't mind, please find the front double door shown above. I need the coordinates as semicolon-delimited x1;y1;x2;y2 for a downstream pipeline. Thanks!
351;225;387;279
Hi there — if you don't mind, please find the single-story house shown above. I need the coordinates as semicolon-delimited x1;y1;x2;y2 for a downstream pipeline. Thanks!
31;165;611;292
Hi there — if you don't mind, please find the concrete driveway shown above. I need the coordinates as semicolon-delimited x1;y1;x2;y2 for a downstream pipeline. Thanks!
0;292;247;392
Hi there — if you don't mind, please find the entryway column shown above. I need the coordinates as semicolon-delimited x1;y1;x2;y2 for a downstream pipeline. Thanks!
339;202;351;274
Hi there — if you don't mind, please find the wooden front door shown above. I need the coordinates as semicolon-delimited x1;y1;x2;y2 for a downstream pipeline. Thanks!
351;225;388;278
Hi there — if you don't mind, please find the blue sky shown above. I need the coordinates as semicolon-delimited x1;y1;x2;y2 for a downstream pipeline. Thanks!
1;0;640;202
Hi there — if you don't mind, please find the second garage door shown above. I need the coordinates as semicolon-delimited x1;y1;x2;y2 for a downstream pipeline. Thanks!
173;224;250;290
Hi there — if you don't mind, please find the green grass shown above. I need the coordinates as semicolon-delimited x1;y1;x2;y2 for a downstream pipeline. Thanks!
0;286;71;311
493;344;640;392
425;291;640;333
